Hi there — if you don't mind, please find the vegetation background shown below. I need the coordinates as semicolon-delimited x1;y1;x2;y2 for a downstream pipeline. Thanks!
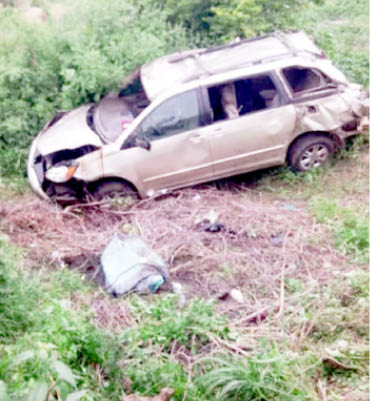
0;0;368;400
0;0;368;177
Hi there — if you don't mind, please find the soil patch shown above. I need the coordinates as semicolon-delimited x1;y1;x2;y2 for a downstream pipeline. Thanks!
0;185;350;322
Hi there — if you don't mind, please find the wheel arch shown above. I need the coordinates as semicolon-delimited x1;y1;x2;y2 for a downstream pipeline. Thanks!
286;130;341;164
87;176;140;197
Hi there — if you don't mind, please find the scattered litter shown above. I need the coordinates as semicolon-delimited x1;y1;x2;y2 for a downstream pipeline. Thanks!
171;281;183;294
336;339;349;351
230;288;244;303
195;209;218;225
195;210;225;232
218;289;244;303
122;388;174;401
269;233;285;247
245;310;269;325
281;203;297;211
101;234;169;296
51;250;61;260
218;292;229;301
171;281;186;306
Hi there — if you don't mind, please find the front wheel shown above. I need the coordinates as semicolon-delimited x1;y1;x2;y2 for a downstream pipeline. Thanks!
89;180;137;201
288;135;334;172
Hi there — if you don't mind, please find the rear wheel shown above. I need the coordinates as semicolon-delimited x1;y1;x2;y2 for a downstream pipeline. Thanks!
90;180;137;201
288;134;334;172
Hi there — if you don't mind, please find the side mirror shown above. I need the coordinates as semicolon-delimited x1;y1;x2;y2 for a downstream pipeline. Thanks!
135;137;151;151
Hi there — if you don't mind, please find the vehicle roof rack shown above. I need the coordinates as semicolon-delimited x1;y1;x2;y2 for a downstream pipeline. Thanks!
140;31;325;100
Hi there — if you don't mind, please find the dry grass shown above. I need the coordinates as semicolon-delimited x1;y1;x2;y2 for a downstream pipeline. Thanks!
0;184;350;327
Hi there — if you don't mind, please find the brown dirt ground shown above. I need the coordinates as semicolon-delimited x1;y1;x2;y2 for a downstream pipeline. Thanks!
2;156;366;326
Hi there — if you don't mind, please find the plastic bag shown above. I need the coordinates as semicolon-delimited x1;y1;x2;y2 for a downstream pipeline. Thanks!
101;234;169;296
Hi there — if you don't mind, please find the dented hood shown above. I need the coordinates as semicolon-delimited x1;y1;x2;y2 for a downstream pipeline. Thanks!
37;105;103;155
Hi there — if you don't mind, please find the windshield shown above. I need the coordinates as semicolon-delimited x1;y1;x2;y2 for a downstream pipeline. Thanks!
93;74;150;143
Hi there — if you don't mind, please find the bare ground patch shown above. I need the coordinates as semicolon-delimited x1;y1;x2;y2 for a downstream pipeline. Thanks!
0;184;351;326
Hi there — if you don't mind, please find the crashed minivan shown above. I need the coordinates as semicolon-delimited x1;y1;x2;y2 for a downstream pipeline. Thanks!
28;31;368;202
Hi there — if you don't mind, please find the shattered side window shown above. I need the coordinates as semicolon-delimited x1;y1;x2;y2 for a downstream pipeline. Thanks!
119;78;143;97
207;74;280;122
139;90;201;140
282;67;333;95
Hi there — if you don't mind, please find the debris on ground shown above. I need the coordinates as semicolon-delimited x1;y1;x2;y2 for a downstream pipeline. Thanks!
122;388;175;401
269;233;286;247
230;288;245;303
281;203;297;211
218;288;244;303
195;209;224;232
101;234;169;296
0;186;350;315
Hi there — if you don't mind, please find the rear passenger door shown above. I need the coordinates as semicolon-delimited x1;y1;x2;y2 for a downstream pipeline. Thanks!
205;72;296;178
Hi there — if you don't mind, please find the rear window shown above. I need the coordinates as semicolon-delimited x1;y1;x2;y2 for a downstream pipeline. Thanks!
282;67;333;95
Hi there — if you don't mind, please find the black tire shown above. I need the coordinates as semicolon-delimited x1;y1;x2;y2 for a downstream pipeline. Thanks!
90;180;137;201
288;134;334;172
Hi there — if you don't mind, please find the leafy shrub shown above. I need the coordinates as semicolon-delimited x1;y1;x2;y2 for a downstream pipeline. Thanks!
0;236;124;400
0;0;189;177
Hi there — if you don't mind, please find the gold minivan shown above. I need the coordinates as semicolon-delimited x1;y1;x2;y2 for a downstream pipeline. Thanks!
28;31;368;202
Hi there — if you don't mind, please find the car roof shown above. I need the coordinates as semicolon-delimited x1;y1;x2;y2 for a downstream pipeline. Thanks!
140;31;326;101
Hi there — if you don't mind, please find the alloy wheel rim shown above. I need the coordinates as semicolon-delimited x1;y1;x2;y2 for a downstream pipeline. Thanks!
299;144;329;170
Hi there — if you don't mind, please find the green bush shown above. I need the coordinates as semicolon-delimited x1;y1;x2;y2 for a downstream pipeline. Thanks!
0;235;124;400
0;0;190;177
0;0;368;180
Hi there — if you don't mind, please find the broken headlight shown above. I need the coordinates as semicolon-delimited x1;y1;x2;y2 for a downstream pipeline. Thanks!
45;163;78;183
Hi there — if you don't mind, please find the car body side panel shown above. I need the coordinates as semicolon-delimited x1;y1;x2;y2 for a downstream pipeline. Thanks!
74;145;145;195
74;127;214;197
292;91;361;135
133;128;213;194
209;104;297;177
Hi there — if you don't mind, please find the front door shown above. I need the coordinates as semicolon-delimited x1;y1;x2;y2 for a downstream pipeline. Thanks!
131;89;214;194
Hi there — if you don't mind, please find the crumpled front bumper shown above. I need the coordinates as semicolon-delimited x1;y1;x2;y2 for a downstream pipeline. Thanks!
27;138;49;200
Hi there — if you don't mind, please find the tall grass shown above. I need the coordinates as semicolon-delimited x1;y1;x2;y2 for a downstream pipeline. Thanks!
0;235;124;400
310;197;369;264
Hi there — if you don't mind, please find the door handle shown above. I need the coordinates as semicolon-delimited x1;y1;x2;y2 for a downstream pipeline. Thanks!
190;133;204;143
213;127;224;137
306;105;318;114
